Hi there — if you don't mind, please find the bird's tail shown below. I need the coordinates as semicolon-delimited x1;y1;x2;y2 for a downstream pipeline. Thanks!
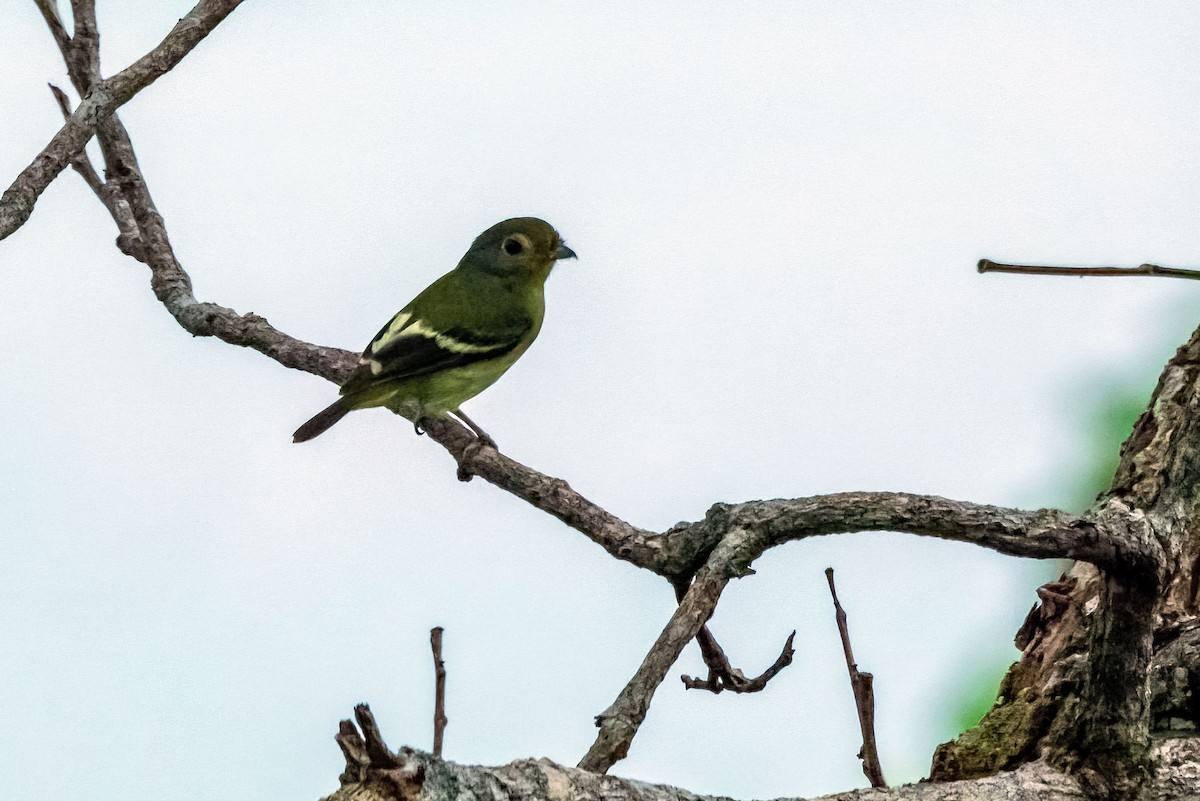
293;398;351;443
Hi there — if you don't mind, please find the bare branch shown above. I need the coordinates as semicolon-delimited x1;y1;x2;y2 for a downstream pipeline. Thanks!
45;31;362;384
354;703;400;769
69;0;100;87
321;709;1200;801
578;530;764;773
674;576;796;694
70;0;97;42
29;7;1145;592
37;6;145;250
681;628;795;693
978;259;1200;281
0;0;244;240
335;719;369;784
826;568;886;790
430;627;447;759
33;0;70;55
431;419;665;571
666;493;1158;577
46;84;105;197
32;41;667;555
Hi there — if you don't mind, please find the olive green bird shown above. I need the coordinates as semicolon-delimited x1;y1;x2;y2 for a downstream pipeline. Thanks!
293;217;575;445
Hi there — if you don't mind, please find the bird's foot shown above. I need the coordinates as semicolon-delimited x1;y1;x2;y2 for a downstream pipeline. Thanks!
413;419;426;436
455;435;497;482
450;409;498;451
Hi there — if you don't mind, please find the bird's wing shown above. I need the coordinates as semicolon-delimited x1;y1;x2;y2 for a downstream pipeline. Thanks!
340;308;530;395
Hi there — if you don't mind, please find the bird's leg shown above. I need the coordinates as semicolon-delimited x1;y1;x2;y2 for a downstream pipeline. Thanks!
450;409;497;450
413;418;426;436
449;409;497;483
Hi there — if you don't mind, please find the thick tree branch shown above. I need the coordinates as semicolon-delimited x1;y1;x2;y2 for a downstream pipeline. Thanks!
0;0;244;240
69;1;101;85
665;493;1160;579
578;532;761;773
324;711;1200;801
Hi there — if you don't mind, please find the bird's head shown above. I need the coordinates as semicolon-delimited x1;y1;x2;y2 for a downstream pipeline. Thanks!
460;217;576;281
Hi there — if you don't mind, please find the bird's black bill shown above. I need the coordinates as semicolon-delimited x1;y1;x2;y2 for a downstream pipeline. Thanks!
555;244;577;261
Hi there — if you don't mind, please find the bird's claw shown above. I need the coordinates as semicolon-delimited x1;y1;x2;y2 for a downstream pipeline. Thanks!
455;435;497;482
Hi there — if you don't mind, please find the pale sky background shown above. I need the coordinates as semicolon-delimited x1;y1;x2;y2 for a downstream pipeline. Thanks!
4;3;1200;800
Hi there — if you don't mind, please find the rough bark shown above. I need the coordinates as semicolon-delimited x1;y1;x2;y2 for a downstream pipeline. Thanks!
0;0;245;240
321;707;1200;801
933;326;1200;799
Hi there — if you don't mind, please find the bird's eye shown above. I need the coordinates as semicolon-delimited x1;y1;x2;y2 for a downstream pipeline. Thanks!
502;237;524;255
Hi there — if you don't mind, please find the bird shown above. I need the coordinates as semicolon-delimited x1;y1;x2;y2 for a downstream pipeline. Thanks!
293;217;575;446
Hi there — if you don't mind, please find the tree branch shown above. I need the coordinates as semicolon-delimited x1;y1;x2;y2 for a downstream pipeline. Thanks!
680;626;796;694
674;572;796;694
578;531;759;773
32;24;667;573
978;259;1200;281
32;0;70;61
69;0;101;85
826;568;886;790
430;627;447;759
0;0;244;240
430;419;666;571
325;711;1200;801
36;4;140;245
47;84;105;198
665;493;1159;578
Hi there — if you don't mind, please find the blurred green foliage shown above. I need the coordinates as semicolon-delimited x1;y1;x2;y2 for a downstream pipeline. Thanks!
941;325;1176;759
1060;385;1153;513
952;662;1009;733
942;382;1151;744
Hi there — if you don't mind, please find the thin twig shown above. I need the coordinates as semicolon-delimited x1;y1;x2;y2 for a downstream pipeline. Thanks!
33;0;70;54
825;568;886;789
978;259;1200;281
673;576;796;693
47;84;106;198
39;0;136;237
0;0;246;240
681;629;796;693
430;626;447;759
